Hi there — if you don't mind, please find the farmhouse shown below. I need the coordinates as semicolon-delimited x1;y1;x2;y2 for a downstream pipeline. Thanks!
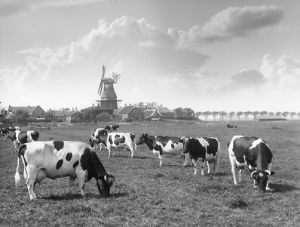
117;105;144;121
8;105;46;119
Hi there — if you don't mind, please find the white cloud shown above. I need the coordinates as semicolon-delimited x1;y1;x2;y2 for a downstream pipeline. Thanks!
177;5;283;49
0;0;106;17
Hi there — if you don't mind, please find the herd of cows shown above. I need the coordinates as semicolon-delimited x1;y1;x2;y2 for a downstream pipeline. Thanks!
0;123;274;200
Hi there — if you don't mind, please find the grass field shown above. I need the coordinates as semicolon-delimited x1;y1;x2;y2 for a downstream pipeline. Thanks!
0;120;299;226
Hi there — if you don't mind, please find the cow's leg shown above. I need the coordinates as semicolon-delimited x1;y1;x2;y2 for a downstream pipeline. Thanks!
266;163;273;191
158;153;162;167
192;159;197;175
25;165;38;200
229;155;238;185
238;168;243;183
129;144;134;158
206;161;211;174
76;169;86;196
67;176;76;194
107;145;111;158
200;159;205;176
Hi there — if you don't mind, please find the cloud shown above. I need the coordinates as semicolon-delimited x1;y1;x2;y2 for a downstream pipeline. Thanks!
177;5;283;49
260;54;300;90
0;0;106;17
0;16;208;108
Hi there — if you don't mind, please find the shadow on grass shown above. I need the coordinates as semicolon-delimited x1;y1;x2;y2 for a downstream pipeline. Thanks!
42;191;128;200
213;172;228;177
270;183;298;193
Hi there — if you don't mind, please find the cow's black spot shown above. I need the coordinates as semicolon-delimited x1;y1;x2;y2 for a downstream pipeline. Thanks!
130;134;135;142
171;143;175;149
73;160;79;168
18;144;28;166
108;135;113;145
154;144;163;155
66;152;72;161
54;141;64;151
56;159;63;169
31;131;39;141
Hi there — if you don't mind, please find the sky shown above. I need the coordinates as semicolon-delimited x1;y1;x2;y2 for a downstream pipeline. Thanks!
0;0;299;112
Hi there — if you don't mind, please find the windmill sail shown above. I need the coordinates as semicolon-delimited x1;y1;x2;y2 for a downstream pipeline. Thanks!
97;65;106;95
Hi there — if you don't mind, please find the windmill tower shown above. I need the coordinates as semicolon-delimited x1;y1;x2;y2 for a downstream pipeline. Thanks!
96;65;121;111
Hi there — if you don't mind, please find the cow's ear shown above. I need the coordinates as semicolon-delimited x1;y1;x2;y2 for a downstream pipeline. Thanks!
105;174;115;185
251;170;258;179
265;170;275;176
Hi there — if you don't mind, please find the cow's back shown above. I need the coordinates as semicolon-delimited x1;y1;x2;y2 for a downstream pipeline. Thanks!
232;136;258;163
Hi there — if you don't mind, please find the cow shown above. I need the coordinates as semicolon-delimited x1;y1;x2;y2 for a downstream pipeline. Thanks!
136;133;183;166
180;136;220;175
227;124;237;128
15;141;115;200
89;125;120;151
228;135;275;193
89;128;108;151
106;133;136;158
4;127;39;151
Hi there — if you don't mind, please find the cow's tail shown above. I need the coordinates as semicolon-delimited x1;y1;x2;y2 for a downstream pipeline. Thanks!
215;138;221;173
15;144;27;187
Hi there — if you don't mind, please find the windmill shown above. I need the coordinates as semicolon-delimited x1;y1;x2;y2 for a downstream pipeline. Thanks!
96;65;121;111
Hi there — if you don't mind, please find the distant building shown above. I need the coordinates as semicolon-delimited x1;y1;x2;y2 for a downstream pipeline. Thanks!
117;105;144;121
8;105;46;119
144;109;163;121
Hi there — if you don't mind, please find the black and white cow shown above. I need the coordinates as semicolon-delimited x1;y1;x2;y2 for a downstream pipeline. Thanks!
106;133;136;158
136;133;183;166
4;127;39;151
89;125;120;151
180;136;220;175
15;141;115;200
228;135;274;193
227;124;237;128
89;128;108;151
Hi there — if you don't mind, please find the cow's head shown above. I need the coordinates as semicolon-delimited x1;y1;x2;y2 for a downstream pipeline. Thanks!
97;174;115;198
251;170;275;193
0;128;8;140
179;137;190;154
136;133;148;145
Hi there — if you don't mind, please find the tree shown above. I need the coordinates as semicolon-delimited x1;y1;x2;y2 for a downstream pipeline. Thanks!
15;109;29;123
260;111;268;116
203;111;211;121
282;111;289;117
276;112;281;116
211;111;219;121
289;112;296;118
71;112;84;123
228;112;235;121
244;111;252;120
253;111;259;120
236;111;243;120
269;112;274;116
219;111;227;121
96;112;111;121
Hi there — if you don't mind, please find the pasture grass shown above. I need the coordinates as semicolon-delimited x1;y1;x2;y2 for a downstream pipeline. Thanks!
0;120;299;226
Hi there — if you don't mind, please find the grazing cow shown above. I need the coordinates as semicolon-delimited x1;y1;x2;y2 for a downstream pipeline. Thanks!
228;135;274;193
136;133;183;166
227;124;237;128
4;128;39;151
180;136;220;175
89;128;108;151
104;124;120;132
15;141;114;200
89;125;120;150
107;133;136;158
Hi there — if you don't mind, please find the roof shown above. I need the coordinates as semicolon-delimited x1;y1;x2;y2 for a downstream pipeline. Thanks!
144;109;163;119
65;109;81;117
8;105;43;115
157;106;171;113
118;105;134;114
